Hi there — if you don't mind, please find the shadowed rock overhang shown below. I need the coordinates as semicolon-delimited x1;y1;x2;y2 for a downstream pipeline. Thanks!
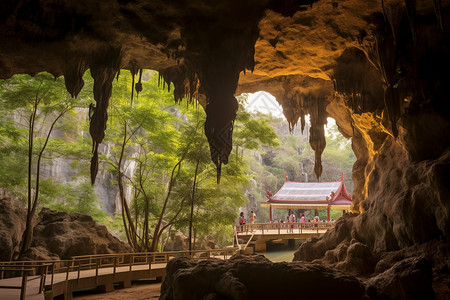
1;0;450;256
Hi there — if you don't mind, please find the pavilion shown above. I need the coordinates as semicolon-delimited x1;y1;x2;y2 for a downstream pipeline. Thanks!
261;174;353;222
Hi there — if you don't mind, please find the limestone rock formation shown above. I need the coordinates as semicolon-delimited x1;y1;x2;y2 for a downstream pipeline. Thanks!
163;232;189;252
294;216;449;298
0;196;132;261
21;208;132;260
163;232;216;252
0;195;26;261
369;256;434;300
160;255;388;300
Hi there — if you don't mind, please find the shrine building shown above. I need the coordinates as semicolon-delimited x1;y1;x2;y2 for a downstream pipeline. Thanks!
261;174;353;222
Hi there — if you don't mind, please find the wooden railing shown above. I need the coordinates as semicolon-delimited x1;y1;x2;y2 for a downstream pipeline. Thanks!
0;263;51;300
235;222;335;235
0;248;239;298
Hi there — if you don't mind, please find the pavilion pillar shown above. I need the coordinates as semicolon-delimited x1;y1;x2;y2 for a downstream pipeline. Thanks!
288;209;291;216
327;205;330;222
269;205;272;222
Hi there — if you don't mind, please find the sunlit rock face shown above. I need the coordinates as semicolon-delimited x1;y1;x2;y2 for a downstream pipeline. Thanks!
1;0;450;297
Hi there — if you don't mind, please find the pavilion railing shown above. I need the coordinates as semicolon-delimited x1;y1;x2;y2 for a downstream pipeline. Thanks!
235;222;335;235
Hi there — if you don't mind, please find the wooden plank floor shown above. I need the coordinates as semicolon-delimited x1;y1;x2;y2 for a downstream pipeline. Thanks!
0;276;45;300
0;263;168;300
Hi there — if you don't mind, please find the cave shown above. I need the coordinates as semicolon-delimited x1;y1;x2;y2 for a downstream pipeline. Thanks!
1;0;449;299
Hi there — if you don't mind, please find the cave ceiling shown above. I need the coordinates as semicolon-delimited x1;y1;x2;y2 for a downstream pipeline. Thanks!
1;0;449;185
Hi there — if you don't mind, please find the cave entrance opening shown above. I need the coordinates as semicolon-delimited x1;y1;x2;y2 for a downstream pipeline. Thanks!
238;91;356;223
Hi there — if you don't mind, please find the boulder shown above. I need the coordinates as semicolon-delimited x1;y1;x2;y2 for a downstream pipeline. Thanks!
337;241;377;275
160;255;388;300
368;257;434;300
23;208;132;260
164;232;217;251
20;246;59;261
0;196;27;261
164;232;189;251
195;235;216;250
293;212;357;262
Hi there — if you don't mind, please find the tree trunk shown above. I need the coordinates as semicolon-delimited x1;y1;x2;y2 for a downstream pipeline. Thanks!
150;159;183;252
20;103;68;256
189;158;200;251
20;103;37;257
118;123;138;250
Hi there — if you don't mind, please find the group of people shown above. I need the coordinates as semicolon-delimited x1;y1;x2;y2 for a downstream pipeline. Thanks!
270;213;322;223
238;211;256;225
238;211;326;225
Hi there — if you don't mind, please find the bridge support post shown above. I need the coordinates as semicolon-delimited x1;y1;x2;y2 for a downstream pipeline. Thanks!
98;282;114;293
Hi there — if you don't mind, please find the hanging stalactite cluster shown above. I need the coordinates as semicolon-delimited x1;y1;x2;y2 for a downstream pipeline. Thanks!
158;65;202;107
2;0;449;186
87;48;122;184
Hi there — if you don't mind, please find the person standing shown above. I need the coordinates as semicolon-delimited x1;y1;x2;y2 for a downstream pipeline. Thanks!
288;213;295;232
289;213;295;223
238;212;245;225
249;211;256;224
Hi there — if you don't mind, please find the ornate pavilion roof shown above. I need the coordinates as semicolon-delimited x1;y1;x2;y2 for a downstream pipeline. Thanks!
262;175;352;210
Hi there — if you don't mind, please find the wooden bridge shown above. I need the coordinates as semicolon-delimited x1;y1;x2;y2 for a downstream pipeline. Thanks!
234;222;335;251
0;248;238;300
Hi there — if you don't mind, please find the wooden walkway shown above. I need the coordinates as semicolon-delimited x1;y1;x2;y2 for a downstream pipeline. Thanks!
235;222;335;240
0;249;238;300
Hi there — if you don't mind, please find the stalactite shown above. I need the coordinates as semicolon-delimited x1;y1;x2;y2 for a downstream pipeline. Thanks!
135;68;143;98
159;65;202;107
130;70;135;104
63;59;88;98
309;97;327;179
287;95;301;133
404;0;416;41
433;0;444;30
382;0;405;45
299;94;306;134
88;49;121;184
374;31;400;138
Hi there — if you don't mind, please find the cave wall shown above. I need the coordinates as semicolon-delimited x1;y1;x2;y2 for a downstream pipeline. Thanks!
332;1;450;251
288;7;450;295
239;0;450;253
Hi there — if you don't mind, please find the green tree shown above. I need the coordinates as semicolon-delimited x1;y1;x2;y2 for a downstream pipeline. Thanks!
175;100;278;249
0;73;107;256
0;73;78;255
102;72;275;251
102;70;187;251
